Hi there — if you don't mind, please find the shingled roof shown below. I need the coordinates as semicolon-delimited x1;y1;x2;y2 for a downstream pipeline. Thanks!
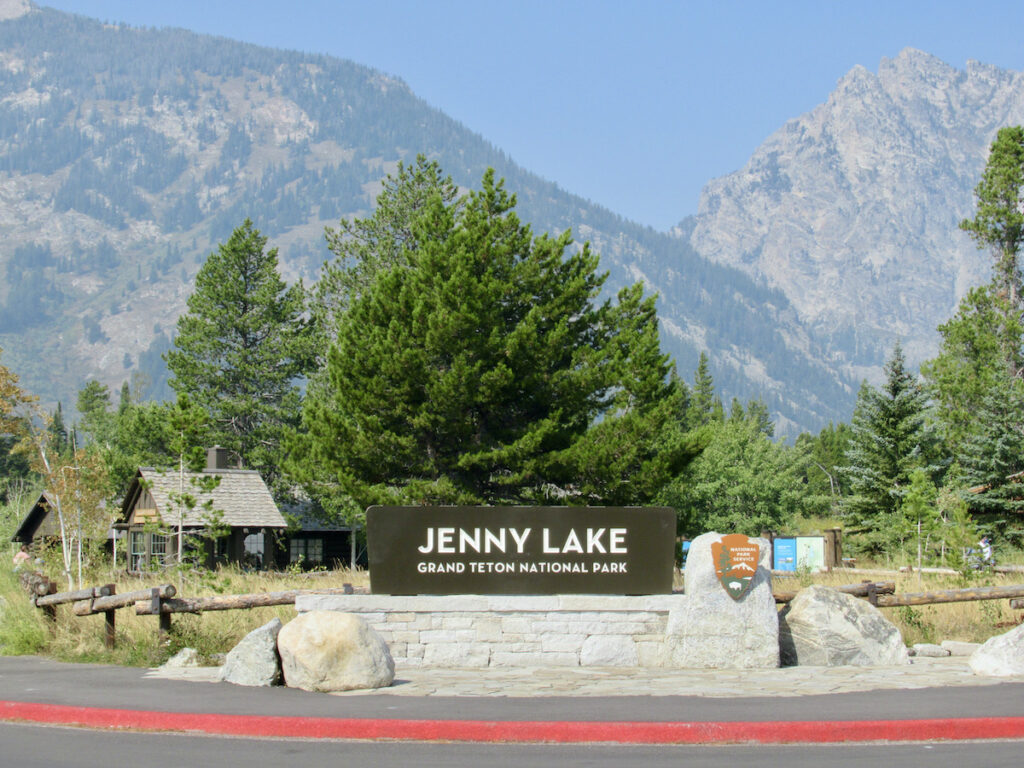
120;468;287;529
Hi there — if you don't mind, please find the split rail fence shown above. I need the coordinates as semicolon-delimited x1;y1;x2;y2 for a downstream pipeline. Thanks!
19;571;1024;649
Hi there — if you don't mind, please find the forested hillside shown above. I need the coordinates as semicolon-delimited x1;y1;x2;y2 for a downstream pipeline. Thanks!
0;4;852;432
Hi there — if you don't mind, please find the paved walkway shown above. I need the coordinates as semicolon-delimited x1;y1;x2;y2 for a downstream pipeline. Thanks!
151;654;1021;697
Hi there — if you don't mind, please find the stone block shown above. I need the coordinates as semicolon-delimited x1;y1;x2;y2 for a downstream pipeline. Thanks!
941;640;982;656
500;617;533;634
419;629;458;643
910;643;950;658
424;642;490;667
635;640;668;667
580;635;638;667
441;616;477;630
473;618;503;642
541;633;588;653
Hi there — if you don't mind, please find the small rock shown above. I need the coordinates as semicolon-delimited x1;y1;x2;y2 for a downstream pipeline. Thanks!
969;624;1024;677
911;643;950;658
219;618;283;687
162;647;201;668
940;640;981;657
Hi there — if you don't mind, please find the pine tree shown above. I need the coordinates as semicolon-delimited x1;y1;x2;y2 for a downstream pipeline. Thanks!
166;219;311;494
687;352;722;428
957;377;1024;545
293;168;694;510
0;347;34;498
922;285;1022;454
314;155;460;348
839;344;941;554
960;126;1024;320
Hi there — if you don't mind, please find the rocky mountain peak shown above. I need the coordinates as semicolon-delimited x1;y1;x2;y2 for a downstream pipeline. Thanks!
685;51;1024;380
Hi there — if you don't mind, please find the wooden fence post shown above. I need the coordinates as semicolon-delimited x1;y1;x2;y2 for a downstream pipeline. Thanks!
151;586;171;642
102;584;116;650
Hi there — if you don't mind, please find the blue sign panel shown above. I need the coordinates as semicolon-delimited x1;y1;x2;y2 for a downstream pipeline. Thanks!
773;537;797;571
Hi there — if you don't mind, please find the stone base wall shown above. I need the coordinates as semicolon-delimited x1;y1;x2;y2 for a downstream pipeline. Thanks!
295;594;685;668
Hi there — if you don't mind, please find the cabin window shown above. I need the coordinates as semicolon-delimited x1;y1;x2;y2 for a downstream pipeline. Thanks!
130;531;146;571
289;537;323;566
243;531;264;569
151;533;169;566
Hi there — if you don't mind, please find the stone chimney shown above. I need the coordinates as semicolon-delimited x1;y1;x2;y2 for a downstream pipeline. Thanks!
206;445;231;471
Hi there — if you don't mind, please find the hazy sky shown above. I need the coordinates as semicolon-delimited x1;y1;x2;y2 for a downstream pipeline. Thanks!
38;1;1024;231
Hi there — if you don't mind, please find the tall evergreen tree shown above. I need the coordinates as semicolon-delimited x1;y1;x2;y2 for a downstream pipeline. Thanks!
922;285;1023;454
957;376;1024;544
293;169;697;511
313;155;460;350
839;344;941;554
166;219;311;494
960;125;1024;322
687;352;722;428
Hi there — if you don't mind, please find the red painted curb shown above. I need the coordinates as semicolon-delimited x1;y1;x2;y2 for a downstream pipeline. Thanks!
2;701;1024;744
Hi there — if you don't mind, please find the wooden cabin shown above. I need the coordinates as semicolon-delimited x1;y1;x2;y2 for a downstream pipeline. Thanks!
11;491;62;545
117;447;287;571
279;501;363;570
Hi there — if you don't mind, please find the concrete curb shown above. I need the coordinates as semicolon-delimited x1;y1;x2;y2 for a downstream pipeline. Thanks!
3;700;1024;744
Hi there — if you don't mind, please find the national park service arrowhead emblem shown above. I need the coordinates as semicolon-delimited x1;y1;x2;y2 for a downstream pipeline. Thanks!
711;534;760;601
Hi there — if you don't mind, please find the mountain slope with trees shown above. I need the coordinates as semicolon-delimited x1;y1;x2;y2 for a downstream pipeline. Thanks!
0;3;850;432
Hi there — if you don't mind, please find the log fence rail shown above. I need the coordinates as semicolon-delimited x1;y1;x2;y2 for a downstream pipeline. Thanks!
19;571;1024;649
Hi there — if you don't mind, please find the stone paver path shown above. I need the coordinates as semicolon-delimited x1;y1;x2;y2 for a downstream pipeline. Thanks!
148;656;1023;698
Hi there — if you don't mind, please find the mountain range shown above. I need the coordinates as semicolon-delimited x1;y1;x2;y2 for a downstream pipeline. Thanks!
0;2;1014;436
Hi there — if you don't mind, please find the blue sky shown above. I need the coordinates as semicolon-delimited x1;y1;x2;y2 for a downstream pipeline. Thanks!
38;1;1024;231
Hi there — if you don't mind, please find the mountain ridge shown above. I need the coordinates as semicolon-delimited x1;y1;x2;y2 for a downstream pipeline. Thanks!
0;5;853;432
683;47;1024;382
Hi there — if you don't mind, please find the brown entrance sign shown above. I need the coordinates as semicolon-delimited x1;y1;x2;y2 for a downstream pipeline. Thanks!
366;506;676;595
711;534;760;601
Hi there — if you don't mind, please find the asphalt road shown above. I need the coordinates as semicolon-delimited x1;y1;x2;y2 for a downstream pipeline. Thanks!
2;656;1023;725
2;722;1022;768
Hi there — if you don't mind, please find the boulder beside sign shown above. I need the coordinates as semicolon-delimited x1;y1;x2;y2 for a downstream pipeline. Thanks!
711;533;760;601
666;531;778;668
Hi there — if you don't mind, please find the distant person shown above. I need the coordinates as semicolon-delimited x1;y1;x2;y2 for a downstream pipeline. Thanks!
13;544;30;569
980;536;993;565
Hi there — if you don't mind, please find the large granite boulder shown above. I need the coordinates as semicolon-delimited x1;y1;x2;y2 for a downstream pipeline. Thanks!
969;623;1024;677
277;611;394;692
665;531;779;668
219;618;283;687
779;585;909;666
